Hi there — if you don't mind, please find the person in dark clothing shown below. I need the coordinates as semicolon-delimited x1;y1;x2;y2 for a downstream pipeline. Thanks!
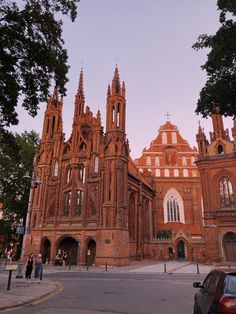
25;253;34;284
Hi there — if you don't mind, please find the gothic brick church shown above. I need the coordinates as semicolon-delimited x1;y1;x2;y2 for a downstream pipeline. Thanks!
24;66;236;265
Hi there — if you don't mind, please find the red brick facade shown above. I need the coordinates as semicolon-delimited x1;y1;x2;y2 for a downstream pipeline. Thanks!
134;121;205;262
24;67;155;266
24;67;236;265
196;114;236;263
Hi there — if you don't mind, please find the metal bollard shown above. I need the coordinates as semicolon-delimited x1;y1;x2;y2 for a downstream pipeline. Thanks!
164;262;167;273
197;263;199;274
105;262;107;272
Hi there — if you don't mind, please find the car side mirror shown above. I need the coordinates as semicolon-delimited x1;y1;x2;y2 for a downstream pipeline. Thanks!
193;282;202;288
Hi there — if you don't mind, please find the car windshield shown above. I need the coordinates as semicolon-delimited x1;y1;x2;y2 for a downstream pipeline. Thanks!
226;274;236;294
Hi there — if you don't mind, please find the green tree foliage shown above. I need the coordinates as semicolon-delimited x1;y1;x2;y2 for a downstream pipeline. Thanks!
0;131;40;234
193;0;236;117
0;0;80;131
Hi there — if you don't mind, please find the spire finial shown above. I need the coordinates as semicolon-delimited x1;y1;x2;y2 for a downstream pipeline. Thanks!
164;112;171;122
112;64;121;95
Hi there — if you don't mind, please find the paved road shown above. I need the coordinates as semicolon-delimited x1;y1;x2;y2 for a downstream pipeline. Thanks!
2;272;206;314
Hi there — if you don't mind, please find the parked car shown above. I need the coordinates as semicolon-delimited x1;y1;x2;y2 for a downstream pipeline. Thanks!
193;268;236;314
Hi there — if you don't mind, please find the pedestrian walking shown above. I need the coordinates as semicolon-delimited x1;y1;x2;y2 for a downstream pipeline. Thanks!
25;253;34;284
34;253;43;283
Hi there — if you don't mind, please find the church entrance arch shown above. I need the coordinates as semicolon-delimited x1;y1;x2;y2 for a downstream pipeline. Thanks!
223;232;236;262
177;240;186;259
86;239;96;266
58;237;78;265
40;238;51;264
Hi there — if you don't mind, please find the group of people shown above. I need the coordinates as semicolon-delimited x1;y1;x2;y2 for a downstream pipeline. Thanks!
54;250;68;266
25;253;43;284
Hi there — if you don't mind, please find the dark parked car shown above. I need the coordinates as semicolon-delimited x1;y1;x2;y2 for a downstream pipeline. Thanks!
193;268;236;314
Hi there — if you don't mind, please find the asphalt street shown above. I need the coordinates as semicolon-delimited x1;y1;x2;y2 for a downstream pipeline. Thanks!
1;272;206;314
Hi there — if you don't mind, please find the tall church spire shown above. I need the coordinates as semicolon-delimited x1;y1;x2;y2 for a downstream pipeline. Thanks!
111;65;121;96
106;65;126;133
74;68;85;117
210;112;227;142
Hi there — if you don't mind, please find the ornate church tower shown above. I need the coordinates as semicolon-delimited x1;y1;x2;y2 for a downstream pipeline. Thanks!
195;114;236;263
97;66;129;265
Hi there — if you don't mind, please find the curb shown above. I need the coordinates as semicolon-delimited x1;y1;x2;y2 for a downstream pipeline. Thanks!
0;281;62;312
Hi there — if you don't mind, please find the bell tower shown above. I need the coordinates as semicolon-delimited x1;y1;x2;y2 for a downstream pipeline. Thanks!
97;66;129;266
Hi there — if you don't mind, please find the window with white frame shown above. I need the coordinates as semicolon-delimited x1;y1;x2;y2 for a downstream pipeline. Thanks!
155;169;160;177
174;169;179;177
183;169;188;177
146;156;151;166
164;169;170;177
155;156;160;166
182;156;187;166
163;188;185;223
172;132;177;144
162;132;167;144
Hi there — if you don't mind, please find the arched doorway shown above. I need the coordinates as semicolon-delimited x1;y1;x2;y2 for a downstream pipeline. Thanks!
40;238;51;264
177;240;185;259
87;239;96;266
223;232;236;262
58;237;79;265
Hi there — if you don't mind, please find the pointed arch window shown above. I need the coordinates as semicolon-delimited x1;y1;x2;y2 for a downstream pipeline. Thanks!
219;177;235;207
64;191;71;216
76;190;84;215
78;164;86;183
66;167;72;183
164;188;185;223
167;197;180;222
54;161;58;177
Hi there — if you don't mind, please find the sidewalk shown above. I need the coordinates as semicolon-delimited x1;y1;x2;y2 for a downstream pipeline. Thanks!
0;260;220;311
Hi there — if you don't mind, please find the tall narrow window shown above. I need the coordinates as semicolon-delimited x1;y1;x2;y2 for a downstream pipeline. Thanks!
54;161;58;176
174;169;179;177
155;169;160;177
219;177;235;207
64;191;71;216
94;156;99;173
146;156;151;166
191;156;195;166
112;105;115;123
78;164;86;183
155;156;160;166
162;132;167;144
164;169;170;177
51;116;55;137
76;190;84;215
66;167;71;183
172;132;177;144
167;197;180;222
182;156;187;166
117;103;120;127
109;171;112;201
183;169;188;177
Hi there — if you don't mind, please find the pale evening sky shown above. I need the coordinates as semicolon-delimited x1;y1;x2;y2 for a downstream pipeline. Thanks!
12;0;234;159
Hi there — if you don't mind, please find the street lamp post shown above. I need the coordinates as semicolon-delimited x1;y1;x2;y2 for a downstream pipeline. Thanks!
16;174;40;278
